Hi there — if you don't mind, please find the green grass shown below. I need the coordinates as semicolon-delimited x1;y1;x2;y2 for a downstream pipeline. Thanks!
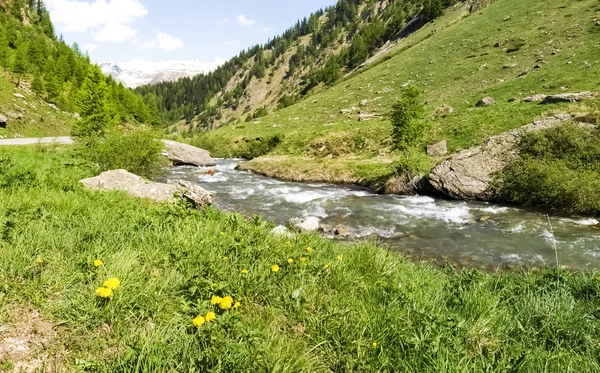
189;0;600;184
0;69;75;138
2;148;600;371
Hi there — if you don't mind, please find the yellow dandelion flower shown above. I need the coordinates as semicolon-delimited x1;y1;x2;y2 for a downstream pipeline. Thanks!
219;296;234;310
233;301;241;309
323;263;331;270
193;315;206;327
36;257;44;264
211;296;223;305
205;312;216;322
93;259;103;267
299;256;307;263
288;258;294;264
271;264;280;272
372;342;377;348
286;241;292;247
337;255;342;261
95;287;113;298
103;278;120;290
223;256;229;261
220;232;225;236
306;247;313;253
241;269;249;274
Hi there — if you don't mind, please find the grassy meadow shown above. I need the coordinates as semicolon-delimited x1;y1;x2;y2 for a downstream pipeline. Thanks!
1;147;600;371
188;0;600;185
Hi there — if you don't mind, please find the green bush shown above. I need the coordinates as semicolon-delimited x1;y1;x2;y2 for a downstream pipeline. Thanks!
390;86;427;150
81;129;167;179
238;134;283;160
497;123;600;214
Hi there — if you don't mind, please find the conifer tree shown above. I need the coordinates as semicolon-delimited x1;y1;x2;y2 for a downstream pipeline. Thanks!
31;71;45;95
72;67;112;138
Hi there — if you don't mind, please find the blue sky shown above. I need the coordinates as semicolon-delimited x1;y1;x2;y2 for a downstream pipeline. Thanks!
45;0;337;63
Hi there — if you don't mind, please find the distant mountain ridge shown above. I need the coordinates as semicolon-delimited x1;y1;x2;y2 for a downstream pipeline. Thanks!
99;59;226;88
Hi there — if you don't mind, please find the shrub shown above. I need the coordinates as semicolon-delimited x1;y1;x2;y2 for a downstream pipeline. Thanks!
497;123;600;214
390;86;426;150
238;134;283;160
81;129;167;179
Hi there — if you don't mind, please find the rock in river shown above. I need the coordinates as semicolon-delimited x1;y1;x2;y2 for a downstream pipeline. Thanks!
162;139;216;167
80;169;213;208
428;114;574;200
290;216;321;232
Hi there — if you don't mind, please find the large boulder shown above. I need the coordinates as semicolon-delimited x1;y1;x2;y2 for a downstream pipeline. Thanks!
0;114;6;128
80;169;213;207
427;140;448;157
475;97;495;107
541;92;598;104
162;140;216;167
428;114;574;200
290;216;321;232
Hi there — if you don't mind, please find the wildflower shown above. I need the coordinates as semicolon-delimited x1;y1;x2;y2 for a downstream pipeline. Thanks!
95;287;113;298
288;258;294;264
233;301;241;309
103;278;120;290
93;259;103;267
211;296;223;305
323;264;332;270
223;256;229;261
219;296;234;310
241;269;249;274
306;247;313;253
372;342;377;348
271;264;280;272
205;312;216;322
193;315;206;327
299;257;307;263
337;255;342;261
286;241;292;247
36;257;44;264
220;232;225;236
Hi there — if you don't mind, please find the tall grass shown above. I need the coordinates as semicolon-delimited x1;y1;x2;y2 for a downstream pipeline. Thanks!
1;147;600;372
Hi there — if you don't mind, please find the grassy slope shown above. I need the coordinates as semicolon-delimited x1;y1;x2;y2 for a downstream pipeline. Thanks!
2;147;600;371
0;69;75;138
192;0;600;185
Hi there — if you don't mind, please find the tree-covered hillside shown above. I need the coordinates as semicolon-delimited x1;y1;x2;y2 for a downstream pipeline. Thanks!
137;0;457;128
0;0;159;129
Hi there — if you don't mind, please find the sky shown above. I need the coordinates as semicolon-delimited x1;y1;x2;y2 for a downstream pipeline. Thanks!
45;0;337;65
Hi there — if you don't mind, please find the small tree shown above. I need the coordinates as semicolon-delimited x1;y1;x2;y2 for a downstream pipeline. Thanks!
72;67;112;138
390;86;426;150
31;72;45;95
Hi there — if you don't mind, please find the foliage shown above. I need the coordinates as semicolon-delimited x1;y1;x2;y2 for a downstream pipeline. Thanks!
497;123;600;214
80;129;167;179
390;86;426;150
2;147;600;371
71;67;113;139
238;134;283;159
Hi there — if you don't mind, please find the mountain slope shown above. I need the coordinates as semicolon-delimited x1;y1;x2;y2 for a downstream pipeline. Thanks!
185;0;600;186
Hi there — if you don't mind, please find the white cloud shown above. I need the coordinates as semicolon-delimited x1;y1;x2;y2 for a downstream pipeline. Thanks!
236;15;256;26
46;0;147;42
157;32;184;51
140;40;156;49
139;31;183;52
84;43;97;53
93;23;137;42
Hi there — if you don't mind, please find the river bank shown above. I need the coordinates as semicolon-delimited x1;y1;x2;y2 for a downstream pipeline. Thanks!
2;146;600;371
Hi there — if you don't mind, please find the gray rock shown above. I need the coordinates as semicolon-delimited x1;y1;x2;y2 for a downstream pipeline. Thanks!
79;169;213;207
290;216;320;232
6;111;22;120
359;99;369;106
434;104;454;118
270;225;293;237
48;103;59;111
503;63;517;69
162;140;216;167
0;114;6;128
428;114;574;200
508;97;519;102
384;173;433;195
13;93;25;99
541;92;598;104
522;94;546;102
427;140;448;157
332;225;351;237
475;97;495;107
358;113;380;121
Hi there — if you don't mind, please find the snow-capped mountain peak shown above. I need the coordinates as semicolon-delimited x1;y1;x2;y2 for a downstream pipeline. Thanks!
99;58;226;88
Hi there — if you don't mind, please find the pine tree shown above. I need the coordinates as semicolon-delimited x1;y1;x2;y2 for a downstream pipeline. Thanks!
0;23;9;68
72;68;112;138
31;72;45;95
12;45;28;86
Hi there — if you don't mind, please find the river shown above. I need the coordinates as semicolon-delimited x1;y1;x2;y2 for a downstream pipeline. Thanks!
163;159;600;270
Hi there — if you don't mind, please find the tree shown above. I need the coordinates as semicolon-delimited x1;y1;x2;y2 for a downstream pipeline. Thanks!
72;67;113;138
0;23;9;68
12;45;28;86
31;72;45;95
390;86;426;150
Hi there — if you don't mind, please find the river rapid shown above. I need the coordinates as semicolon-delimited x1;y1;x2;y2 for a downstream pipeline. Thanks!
163;159;600;270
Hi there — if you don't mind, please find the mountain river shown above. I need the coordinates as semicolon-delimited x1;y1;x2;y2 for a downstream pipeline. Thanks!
163;159;600;271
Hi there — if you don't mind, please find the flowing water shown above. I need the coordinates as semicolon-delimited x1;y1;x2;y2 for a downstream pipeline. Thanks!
164;159;600;270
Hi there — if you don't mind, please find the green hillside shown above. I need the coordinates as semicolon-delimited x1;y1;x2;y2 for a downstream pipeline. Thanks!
187;0;600;186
